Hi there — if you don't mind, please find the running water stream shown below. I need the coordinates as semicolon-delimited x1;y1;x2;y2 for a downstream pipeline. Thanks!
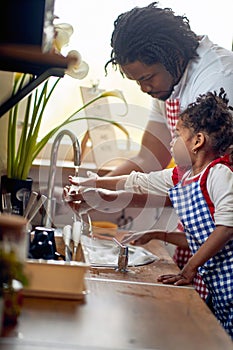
73;166;93;239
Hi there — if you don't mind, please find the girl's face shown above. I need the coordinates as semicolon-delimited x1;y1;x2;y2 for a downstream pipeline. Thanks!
170;119;195;168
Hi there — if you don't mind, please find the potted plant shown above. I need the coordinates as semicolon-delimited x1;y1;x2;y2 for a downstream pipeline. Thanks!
1;23;128;215
0;247;28;330
0;214;29;332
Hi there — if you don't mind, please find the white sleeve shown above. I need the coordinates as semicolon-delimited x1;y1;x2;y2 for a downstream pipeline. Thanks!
124;168;174;195
207;164;233;227
148;99;168;124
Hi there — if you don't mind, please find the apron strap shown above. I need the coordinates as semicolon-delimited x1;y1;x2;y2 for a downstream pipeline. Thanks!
200;156;233;218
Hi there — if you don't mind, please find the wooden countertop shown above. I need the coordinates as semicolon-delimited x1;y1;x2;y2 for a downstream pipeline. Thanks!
1;240;232;349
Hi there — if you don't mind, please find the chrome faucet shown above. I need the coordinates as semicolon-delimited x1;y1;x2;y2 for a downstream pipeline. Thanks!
43;129;81;228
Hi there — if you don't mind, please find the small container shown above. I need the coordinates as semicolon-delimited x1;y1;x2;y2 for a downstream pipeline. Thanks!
23;259;89;300
0;214;28;330
0;214;28;262
28;226;58;260
91;221;118;239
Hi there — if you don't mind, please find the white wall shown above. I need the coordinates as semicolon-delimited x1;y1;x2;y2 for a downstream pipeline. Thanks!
40;0;233;143
36;1;233;242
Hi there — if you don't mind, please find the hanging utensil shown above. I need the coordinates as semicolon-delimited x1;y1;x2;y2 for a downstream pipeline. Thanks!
116;208;133;230
27;195;47;224
24;191;38;219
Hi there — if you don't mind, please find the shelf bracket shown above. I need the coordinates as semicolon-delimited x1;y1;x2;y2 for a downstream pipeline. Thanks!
0;67;65;118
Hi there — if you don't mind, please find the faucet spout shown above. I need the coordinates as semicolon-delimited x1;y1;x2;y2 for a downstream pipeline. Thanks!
44;129;81;227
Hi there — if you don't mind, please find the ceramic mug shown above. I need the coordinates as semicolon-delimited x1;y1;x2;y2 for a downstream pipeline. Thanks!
28;227;64;260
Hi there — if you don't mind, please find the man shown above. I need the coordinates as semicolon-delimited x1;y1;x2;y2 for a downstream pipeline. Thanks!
104;1;233;177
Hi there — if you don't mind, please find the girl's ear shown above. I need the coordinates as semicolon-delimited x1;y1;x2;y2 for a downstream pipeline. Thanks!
192;132;205;153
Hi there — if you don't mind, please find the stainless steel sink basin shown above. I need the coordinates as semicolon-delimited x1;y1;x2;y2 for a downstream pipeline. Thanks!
80;235;158;268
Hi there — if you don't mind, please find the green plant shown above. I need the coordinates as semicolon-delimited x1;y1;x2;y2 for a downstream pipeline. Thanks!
7;75;128;180
0;248;29;327
6;22;129;180
0;248;28;295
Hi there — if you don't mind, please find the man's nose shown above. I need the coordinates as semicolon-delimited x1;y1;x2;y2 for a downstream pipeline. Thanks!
137;81;151;93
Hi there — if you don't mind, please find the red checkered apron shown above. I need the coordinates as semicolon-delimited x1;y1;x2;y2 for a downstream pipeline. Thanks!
166;99;209;300
165;98;180;137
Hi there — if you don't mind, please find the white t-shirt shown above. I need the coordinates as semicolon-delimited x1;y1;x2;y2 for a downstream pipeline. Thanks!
125;164;233;227
149;35;233;123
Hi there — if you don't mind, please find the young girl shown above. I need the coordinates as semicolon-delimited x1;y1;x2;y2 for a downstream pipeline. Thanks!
64;89;233;338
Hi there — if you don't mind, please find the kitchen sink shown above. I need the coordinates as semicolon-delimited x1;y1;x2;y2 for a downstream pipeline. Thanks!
80;235;158;268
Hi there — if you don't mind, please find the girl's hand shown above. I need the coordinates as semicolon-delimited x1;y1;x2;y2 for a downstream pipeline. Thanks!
69;171;99;188
63;186;120;213
157;263;197;286
131;231;156;245
63;185;92;214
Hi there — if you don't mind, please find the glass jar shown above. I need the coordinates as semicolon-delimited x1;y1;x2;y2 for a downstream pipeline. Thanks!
0;214;28;330
0;214;28;262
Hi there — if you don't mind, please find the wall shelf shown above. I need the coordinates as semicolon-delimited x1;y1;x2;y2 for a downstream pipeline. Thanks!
0;45;76;118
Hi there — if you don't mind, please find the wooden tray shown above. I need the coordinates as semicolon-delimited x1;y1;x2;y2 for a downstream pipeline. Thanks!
23;237;89;300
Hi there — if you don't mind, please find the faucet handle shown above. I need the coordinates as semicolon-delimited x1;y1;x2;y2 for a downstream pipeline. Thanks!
118;245;128;272
112;237;128;272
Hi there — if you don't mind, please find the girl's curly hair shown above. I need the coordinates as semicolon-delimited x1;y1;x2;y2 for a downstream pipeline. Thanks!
180;88;233;155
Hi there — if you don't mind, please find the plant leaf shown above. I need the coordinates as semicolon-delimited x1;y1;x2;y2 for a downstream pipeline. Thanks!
7;76;128;180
